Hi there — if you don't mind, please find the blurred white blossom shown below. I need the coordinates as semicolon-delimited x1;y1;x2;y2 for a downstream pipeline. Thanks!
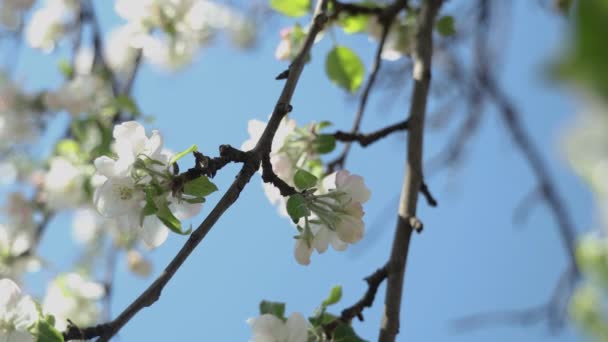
41;157;86;210
0;278;38;342
42;273;104;331
26;0;78;52
247;312;308;342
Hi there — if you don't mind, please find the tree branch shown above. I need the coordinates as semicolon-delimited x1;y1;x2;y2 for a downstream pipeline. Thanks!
63;1;330;340
332;119;409;147
379;1;443;341
327;0;408;173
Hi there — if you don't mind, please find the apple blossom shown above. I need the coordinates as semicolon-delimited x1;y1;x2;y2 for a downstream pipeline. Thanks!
291;170;370;265
0;278;38;342
42;273;105;331
25;0;77;52
247;312;309;342
42;157;87;210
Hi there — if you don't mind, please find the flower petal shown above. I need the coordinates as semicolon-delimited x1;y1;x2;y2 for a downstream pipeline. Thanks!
141;216;169;249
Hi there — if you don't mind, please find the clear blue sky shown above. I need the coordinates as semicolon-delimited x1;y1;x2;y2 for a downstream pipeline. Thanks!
18;0;592;341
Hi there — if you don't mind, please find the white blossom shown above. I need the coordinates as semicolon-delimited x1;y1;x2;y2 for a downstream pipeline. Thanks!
247;312;308;342
25;0;77;52
42;157;86;210
42;273;104;331
0;278;38;342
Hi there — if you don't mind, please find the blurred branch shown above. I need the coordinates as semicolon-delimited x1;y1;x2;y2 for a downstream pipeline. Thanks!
63;1;331;340
379;1;443;342
327;0;408;173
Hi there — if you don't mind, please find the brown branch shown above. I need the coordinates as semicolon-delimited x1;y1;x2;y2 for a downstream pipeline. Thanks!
327;0;408;173
379;1;443;342
332;119;409;147
341;264;389;323
261;154;297;197
63;1;330;340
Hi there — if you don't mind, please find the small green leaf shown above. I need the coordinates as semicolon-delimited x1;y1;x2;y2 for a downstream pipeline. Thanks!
169;144;198;164
333;323;368;342
436;16;455;37
326;46;365;93
270;0;311;17
316;121;333;130
306;159;324;179
286;194;310;223
183;176;218;197
339;14;369;34
55;139;80;157
313;134;336;154
142;188;158;217
322;285;342;307
35;315;64;342
309;311;338;326
259;300;286;319
156;203;191;235
294;169;318;190
58;59;73;79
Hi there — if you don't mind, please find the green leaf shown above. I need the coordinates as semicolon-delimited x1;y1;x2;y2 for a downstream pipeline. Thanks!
333;324;368;342
156;203;191;235
316;121;333;130
322;285;342;307
142;188;159;217
58;59;73;79
306;159;324;179
286;194;310;223
339;14;369;34
270;0;311;17
169;144;198;164
183;176;218;197
293;169;318;190
55;139;80;157
436;16;455;37
259;300;286;319
325;46;365;93
313;134;336;154
35;315;64;342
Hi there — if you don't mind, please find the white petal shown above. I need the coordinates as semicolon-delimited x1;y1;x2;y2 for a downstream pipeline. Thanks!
144;130;163;157
141;217;169;249
294;239;312;266
337;171;371;204
250;314;285;340
312;226;330;253
285;312;308;342
336;204;365;244
0;278;21;313
113;121;145;143
94;177;139;217
94;156;119;178
169;200;202;221
14;295;38;330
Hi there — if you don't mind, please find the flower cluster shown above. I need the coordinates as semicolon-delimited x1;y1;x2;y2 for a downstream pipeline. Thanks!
110;0;254;70
26;0;78;52
93;121;213;248
293;170;371;265
242;116;370;265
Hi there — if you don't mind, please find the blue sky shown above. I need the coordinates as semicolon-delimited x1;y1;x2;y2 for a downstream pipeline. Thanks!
16;0;593;341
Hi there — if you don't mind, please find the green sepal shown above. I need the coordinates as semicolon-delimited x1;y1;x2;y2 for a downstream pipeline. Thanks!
156;202;191;235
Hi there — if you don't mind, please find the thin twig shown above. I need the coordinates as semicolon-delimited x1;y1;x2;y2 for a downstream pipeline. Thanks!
379;1;443;341
327;0;408;173
332;119;409;147
63;2;330;340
